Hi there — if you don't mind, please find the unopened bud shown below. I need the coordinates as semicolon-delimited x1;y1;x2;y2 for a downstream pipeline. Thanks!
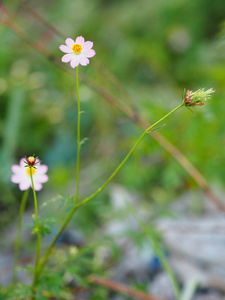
27;156;36;166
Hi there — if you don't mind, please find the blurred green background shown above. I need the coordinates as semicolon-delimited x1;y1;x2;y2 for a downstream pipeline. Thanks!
1;0;225;230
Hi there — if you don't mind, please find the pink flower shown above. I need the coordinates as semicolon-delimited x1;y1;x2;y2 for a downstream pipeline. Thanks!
11;158;48;191
59;36;96;68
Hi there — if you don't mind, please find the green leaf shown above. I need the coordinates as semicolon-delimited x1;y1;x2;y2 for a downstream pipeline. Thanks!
80;137;89;146
148;123;166;133
29;216;55;236
181;277;199;300
73;273;88;287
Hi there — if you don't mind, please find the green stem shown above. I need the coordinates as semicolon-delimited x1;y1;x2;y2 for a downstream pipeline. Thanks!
37;205;77;278
152;238;181;300
35;103;184;284
75;66;81;204
30;168;41;296
33;66;82;287
76;103;184;209
12;189;29;284
127;202;181;300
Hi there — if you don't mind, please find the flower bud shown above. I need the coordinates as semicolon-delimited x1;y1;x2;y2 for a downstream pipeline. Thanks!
27;156;36;166
183;88;214;107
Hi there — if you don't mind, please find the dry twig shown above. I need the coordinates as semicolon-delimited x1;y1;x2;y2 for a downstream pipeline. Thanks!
89;275;164;300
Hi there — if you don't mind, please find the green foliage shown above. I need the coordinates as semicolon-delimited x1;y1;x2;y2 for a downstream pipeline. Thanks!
7;243;112;299
27;215;55;237
41;194;74;211
3;284;32;300
127;203;182;300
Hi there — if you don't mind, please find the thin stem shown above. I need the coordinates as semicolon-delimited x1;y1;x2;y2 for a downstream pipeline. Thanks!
35;103;183;283
152;239;181;300
32;67;82;287
75;66;81;204
126;202;181;300
12;189;29;284
37;206;77;278
30;168;41;296
77;103;184;209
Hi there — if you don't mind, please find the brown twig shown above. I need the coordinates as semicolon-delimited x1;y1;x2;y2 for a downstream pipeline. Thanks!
19;0;64;39
89;275;164;300
1;3;225;213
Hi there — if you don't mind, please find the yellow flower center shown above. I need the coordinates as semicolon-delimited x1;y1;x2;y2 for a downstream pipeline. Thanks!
72;43;82;54
26;167;36;176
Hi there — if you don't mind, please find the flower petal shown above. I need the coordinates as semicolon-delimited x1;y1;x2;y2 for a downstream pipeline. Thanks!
36;165;48;174
12;165;23;174
65;38;75;48
83;41;93;50
33;182;43;191
83;49;96;58
34;174;49;183
79;56;89;66
11;174;22;183
59;45;73;54
62;54;74;63
70;56;80;68
19;180;31;191
20;158;26;167
75;36;85;46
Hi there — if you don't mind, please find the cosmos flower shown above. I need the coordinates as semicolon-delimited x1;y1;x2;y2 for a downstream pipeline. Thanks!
11;158;48;191
59;36;96;68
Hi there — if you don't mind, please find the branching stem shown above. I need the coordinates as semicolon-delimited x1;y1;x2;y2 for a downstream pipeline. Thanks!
35;103;184;285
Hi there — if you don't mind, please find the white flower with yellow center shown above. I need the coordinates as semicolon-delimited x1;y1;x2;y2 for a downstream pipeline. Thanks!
11;158;48;191
59;36;96;68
